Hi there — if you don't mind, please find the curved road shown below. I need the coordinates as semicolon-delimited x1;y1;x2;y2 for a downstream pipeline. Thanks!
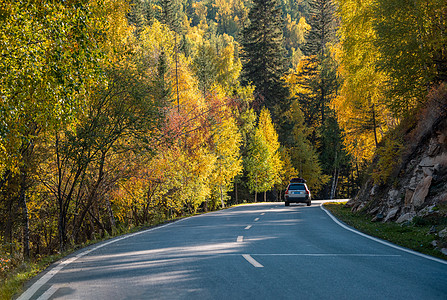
18;202;447;299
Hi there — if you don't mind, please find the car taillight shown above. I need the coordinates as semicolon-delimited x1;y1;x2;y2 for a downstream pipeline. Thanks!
285;188;289;195
305;187;310;194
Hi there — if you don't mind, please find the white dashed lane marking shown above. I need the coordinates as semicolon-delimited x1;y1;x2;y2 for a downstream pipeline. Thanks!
242;254;264;268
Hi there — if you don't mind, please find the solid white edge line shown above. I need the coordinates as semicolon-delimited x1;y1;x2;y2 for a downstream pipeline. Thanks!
319;203;447;265
17;217;192;300
247;253;401;257
242;254;264;268
19;205;254;300
36;285;58;300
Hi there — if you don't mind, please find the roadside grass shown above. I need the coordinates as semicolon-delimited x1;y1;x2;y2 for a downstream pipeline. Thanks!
324;202;447;260
0;251;72;300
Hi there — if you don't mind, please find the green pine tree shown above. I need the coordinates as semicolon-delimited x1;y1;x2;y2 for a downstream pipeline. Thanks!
298;0;348;198
300;0;338;127
241;0;290;119
159;0;182;33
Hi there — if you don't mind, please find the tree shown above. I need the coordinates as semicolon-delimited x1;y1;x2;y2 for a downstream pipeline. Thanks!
284;15;310;69
373;0;447;116
257;108;283;188
302;0;336;58
300;0;338;127
154;50;173;104
245;108;283;201
335;0;390;163
286;99;329;193
158;0;183;112
209;115;243;208
245;129;273;202
293;0;345;198
191;42;219;95
0;0;106;258
241;0;290;118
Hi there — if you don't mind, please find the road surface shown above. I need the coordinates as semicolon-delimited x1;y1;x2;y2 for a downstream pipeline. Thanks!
18;201;447;299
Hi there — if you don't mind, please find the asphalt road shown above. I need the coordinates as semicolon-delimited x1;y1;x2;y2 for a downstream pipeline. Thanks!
18;202;447;300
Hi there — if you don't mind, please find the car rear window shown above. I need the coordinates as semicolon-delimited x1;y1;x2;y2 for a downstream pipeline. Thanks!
288;184;305;190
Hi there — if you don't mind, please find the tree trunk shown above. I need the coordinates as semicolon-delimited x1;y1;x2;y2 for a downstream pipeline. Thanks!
56;132;68;251
175;33;180;113
254;176;258;202
19;132;35;260
6;194;13;255
74;150;106;243
220;185;225;208
235;181;238;204
19;169;30;260
264;191;266;202
330;168;339;200
372;104;378;147
106;195;116;229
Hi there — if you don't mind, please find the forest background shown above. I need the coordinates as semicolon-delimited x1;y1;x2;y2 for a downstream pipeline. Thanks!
0;0;446;276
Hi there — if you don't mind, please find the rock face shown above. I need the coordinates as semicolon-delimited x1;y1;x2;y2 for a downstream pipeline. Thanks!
411;176;432;208
350;118;447;225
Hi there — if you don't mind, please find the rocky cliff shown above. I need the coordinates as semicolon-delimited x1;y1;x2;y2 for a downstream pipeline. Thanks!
346;84;447;255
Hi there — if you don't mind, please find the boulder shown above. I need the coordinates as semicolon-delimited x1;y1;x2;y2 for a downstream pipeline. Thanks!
428;225;437;234
372;213;384;222
418;205;437;217
408;172;424;190
353;202;365;213
344;199;355;208
370;185;378;196
439;228;447;238
396;212;415;224
441;248;447;256
384;207;399;222
368;206;380;215
410;176;433;208
404;189;414;207
427;137;441;157
420;153;447;169
387;189;401;206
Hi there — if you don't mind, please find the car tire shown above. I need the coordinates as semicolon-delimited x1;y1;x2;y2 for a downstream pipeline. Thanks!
307;201;311;206
285;201;290;206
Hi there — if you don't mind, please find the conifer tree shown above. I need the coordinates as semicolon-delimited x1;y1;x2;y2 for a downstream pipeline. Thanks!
159;0;181;33
128;0;155;35
241;0;290;119
158;0;182;111
300;0;338;127
296;0;345;198
154;51;172;104
302;0;336;58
